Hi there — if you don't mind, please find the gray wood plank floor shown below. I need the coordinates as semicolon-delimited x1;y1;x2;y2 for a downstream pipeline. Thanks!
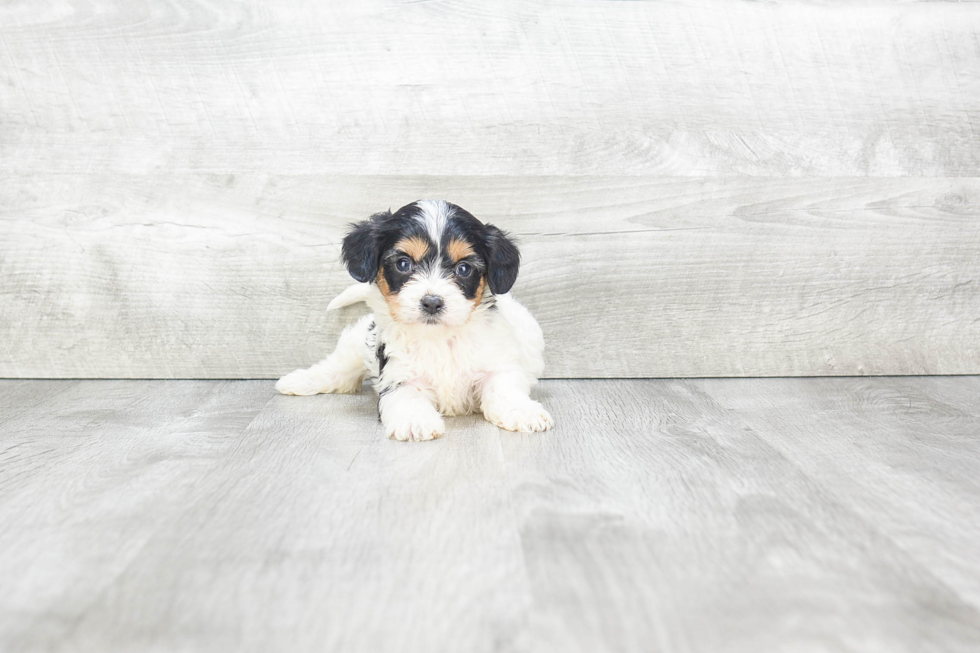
1;378;979;652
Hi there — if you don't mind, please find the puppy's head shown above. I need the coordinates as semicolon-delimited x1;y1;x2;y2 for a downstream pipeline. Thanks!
341;200;519;327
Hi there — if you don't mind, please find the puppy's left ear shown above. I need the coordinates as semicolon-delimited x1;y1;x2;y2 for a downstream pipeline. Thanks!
341;211;387;283
484;224;520;294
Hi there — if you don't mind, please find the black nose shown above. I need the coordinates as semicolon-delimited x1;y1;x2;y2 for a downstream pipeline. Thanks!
420;295;444;315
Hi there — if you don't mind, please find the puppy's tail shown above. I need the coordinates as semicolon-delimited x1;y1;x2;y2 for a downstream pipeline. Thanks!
327;283;372;311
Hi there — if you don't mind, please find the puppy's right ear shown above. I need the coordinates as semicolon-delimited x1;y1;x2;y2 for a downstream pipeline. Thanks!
341;211;388;283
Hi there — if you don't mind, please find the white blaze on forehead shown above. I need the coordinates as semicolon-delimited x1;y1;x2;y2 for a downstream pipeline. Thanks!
414;199;455;252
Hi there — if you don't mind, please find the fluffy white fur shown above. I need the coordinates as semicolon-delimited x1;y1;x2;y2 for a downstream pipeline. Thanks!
276;201;552;442
277;285;551;440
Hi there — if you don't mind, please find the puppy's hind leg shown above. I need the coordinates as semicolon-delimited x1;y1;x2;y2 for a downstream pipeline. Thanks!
276;314;374;396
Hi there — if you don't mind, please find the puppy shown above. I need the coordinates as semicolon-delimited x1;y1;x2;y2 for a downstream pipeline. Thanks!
276;199;553;441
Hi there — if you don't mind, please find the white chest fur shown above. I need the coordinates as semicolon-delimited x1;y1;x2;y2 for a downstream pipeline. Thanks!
368;291;546;417
384;328;488;415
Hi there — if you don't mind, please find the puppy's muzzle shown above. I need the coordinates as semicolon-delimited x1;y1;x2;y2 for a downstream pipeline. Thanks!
420;294;445;316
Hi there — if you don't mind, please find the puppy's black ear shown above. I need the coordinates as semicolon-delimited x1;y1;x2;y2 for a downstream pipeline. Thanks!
484;224;520;294
341;212;387;283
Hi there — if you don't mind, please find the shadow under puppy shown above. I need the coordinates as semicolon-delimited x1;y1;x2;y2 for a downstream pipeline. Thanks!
276;199;553;441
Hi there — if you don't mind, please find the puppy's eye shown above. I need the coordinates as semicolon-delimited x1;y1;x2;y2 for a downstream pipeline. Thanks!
455;262;472;278
395;257;413;273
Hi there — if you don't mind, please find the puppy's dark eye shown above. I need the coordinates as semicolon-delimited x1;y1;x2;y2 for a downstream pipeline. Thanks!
455;262;472;278
396;257;413;273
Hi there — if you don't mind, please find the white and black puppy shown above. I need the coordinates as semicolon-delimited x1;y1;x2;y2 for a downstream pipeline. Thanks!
276;199;553;441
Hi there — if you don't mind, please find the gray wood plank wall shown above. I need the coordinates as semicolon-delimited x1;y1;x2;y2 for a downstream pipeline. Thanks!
2;1;978;378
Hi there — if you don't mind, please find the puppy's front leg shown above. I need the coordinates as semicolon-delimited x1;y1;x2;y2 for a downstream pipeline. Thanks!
481;371;553;433
276;315;373;396
379;385;445;442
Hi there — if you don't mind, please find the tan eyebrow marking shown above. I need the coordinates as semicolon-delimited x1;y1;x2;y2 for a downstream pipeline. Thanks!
447;239;475;263
394;236;429;261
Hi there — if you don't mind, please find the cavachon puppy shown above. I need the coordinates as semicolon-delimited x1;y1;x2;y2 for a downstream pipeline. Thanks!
276;199;553;442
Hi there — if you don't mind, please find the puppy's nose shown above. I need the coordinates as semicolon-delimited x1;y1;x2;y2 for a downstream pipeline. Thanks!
420;294;445;315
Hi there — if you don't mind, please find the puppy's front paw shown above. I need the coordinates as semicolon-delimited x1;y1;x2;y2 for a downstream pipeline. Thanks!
485;401;554;433
386;411;445;442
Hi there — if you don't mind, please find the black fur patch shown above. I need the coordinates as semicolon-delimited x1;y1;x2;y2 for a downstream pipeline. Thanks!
375;341;395;417
440;212;487;300
440;205;520;295
341;211;390;283
377;342;389;376
365;320;376;346
342;201;520;300
377;204;438;293
482;224;520;294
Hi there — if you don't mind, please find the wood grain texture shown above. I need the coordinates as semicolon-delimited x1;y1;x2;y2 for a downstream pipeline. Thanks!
0;380;273;651
503;379;980;652
2;377;980;652
699;375;980;610
3;0;980;377
2;174;978;378
1;0;979;177
54;394;530;652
